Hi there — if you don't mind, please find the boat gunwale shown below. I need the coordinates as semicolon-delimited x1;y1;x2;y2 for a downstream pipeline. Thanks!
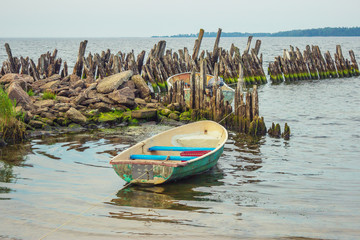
110;159;189;167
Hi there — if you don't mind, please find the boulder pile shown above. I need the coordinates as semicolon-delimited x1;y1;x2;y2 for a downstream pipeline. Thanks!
0;70;182;131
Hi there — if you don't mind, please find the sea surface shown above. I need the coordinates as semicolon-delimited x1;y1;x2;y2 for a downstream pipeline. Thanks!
1;37;360;240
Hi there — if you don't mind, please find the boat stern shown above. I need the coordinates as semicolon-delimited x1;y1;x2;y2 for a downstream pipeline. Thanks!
111;162;174;185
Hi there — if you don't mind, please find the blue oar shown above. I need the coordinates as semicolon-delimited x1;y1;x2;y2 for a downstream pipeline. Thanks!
130;154;196;161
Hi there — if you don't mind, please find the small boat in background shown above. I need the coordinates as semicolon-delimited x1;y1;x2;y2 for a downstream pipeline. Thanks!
110;120;228;185
166;72;235;106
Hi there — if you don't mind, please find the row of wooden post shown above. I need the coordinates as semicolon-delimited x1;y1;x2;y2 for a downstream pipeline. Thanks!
1;43;67;81
165;58;267;136
268;45;360;83
1;29;268;92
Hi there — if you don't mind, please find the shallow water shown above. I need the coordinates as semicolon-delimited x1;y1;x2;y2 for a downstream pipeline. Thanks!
1;38;360;239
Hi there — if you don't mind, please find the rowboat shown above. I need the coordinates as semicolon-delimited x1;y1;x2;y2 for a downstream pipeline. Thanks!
166;72;235;105
110;120;228;185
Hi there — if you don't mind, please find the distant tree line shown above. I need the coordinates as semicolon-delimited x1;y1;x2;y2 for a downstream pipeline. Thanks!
152;27;360;38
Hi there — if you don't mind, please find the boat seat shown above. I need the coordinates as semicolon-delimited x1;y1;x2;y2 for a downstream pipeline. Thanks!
148;146;215;152
175;134;220;148
180;150;211;156
130;154;196;161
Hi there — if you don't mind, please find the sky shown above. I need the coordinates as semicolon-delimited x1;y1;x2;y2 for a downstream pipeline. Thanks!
0;0;359;38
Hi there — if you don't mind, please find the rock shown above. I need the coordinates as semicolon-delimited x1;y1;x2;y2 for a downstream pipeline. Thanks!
32;107;49;115
179;111;191;121
13;79;29;92
7;82;33;110
29;120;45;129
158;116;183;127
54;103;71;112
96;70;133;94
121;80;136;90
55;96;71;103
75;105;87;111
92;102;112;112
168;112;179;121
70;74;81;83
57;90;72;97
131;109;157;119
97;94;115;104
160;108;171;116
73;92;87;105
132;75;150;98
81;98;100;106
84;83;97;95
40;117;55;126
86;90;97;99
146;102;162;109
135;98;147;107
65;107;87;124
58;106;71;112
61;75;70;83
39;80;60;92
74;87;83;93
0;73;34;85
84;77;95;85
71;79;86;89
108;87;135;107
168;103;181;111
40;112;56;121
32;74;61;92
34;99;55;109
54;117;68;126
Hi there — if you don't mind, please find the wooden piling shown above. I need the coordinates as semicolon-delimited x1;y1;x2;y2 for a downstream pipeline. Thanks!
212;28;222;65
73;40;88;77
4;43;19;73
192;29;205;61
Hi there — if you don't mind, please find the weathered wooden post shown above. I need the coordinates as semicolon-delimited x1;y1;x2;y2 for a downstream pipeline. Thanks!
4;43;19;73
73;40;88;77
212;28;222;65
29;59;40;81
189;69;196;110
61;61;68;78
251;85;259;118
199;59;207;109
244;36;253;55
192;29;205;61
20;57;29;75
349;50;360;76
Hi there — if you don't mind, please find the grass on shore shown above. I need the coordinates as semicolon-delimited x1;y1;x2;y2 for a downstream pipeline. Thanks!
0;87;25;144
42;90;56;100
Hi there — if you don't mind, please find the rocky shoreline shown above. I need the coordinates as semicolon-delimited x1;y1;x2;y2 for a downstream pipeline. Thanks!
0;70;188;144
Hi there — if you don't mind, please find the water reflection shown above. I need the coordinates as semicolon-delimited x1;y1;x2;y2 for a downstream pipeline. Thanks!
108;167;225;211
0;143;31;165
0;143;33;195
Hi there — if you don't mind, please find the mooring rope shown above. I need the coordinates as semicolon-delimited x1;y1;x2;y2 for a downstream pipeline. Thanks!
38;168;151;240
217;104;242;125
